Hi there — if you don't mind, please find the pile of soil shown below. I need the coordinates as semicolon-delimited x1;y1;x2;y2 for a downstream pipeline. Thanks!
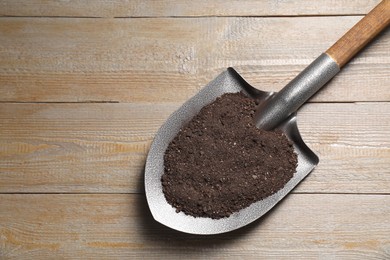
162;92;297;219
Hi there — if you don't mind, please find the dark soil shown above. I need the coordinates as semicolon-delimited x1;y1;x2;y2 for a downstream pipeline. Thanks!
162;92;297;219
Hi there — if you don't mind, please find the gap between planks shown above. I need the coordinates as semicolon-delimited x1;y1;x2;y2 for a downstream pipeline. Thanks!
0;192;389;195
0;0;380;18
1;101;389;104
0;14;368;19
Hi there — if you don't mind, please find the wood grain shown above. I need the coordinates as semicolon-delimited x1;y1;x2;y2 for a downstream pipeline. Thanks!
1;102;389;194
0;17;389;103
0;194;389;259
326;0;390;67
1;1;389;259
0;0;381;18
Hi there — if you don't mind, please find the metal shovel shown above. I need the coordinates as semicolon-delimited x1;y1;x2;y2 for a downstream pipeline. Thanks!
145;1;390;234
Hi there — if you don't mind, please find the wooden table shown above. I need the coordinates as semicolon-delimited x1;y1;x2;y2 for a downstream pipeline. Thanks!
1;1;389;259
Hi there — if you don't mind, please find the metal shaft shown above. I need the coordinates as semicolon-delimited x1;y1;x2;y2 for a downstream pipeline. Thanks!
255;53;340;130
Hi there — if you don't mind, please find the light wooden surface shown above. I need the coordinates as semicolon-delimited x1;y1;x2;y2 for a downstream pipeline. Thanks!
0;1;389;259
0;0;381;17
1;194;389;259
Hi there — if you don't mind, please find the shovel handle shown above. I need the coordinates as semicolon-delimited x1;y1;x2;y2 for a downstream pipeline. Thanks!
256;0;390;130
326;0;390;68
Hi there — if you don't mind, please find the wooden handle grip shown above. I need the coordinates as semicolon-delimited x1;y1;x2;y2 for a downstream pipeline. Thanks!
326;0;390;68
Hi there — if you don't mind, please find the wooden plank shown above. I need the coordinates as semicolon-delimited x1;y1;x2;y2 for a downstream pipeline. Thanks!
0;17;389;103
0;102;389;194
0;0;381;18
0;194;389;259
296;102;390;193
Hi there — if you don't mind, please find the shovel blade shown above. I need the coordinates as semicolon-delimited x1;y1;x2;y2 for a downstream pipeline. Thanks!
145;68;319;235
